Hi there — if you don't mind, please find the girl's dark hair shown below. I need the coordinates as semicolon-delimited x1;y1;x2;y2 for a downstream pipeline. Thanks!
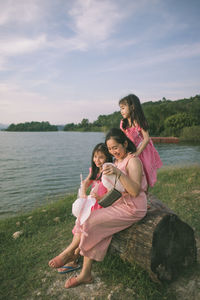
119;94;149;131
90;143;113;180
105;128;137;154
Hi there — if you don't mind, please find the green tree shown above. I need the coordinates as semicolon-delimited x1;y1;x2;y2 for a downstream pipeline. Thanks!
164;113;197;136
6;121;58;131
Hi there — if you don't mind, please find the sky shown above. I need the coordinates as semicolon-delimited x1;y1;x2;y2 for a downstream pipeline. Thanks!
0;0;200;125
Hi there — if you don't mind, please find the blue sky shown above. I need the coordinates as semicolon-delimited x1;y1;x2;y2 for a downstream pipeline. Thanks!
0;0;200;125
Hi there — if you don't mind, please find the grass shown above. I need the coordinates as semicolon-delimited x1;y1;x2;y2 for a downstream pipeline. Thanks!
0;165;199;299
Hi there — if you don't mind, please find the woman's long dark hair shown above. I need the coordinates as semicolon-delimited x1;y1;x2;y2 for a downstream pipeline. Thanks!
119;94;149;131
90;143;113;180
105;128;137;154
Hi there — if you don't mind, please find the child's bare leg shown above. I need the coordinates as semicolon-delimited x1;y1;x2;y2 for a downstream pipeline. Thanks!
49;234;81;268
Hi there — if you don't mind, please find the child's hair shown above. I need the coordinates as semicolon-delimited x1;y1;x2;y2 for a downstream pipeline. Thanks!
119;94;149;131
105;128;137;154
90;143;113;180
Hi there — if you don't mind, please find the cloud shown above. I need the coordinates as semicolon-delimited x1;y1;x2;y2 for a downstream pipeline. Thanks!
0;81;117;124
0;0;41;25
102;42;200;72
0;35;47;56
66;0;124;49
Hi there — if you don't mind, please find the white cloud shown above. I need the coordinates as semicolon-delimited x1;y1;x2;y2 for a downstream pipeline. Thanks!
67;0;124;48
0;35;47;56
0;81;117;124
0;0;41;25
103;42;200;72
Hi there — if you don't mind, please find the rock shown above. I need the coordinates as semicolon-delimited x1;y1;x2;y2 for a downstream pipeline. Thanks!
12;230;23;239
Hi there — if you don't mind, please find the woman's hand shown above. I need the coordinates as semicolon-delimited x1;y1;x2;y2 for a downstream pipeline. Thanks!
102;164;121;177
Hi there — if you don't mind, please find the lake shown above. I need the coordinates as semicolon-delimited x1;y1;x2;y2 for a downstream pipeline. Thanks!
0;131;200;218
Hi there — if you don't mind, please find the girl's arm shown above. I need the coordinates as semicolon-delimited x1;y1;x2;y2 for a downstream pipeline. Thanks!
134;128;150;156
103;158;142;197
80;172;93;197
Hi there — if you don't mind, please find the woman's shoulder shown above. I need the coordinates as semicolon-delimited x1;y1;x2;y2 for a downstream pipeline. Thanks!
126;154;142;169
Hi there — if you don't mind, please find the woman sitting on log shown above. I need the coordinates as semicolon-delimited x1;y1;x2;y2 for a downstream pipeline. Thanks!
48;128;147;289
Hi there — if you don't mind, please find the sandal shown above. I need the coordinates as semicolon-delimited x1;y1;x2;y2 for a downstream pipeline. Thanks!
58;264;81;274
65;276;93;289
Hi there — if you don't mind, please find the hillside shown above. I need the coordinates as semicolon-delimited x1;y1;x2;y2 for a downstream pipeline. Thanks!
63;95;200;136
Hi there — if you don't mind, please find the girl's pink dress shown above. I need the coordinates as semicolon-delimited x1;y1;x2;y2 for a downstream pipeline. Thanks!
91;179;107;211
74;154;147;261
72;173;107;234
120;120;162;187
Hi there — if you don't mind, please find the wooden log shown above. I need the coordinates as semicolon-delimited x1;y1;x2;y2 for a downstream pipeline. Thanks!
109;194;197;283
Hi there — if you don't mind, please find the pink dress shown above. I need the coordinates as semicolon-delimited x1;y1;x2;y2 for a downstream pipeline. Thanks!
120;120;162;187
74;154;147;261
91;179;107;211
72;174;107;234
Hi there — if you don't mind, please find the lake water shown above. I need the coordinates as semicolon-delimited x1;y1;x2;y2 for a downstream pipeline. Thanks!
0;131;200;218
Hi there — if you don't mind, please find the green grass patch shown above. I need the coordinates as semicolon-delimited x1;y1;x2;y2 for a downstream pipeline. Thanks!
150;164;200;235
0;165;199;299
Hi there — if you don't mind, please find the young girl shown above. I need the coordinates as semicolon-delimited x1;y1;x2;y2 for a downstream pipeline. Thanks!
79;142;113;211
55;143;112;273
119;94;162;187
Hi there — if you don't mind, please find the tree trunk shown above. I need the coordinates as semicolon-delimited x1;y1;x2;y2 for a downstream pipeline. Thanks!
109;194;197;282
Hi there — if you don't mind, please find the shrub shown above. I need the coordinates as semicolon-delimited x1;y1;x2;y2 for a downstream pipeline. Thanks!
180;126;200;142
164;113;198;136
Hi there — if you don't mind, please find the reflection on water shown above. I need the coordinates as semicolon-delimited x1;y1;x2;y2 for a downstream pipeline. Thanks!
0;131;200;218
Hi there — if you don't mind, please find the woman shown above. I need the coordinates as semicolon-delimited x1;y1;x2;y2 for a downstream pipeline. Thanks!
49;128;147;288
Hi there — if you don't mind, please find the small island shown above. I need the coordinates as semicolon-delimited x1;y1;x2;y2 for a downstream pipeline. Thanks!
5;121;58;132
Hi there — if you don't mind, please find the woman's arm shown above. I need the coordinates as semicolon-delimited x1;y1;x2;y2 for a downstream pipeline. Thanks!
103;158;142;197
134;128;150;156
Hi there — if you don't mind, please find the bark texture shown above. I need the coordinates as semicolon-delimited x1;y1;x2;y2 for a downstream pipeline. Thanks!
110;194;197;282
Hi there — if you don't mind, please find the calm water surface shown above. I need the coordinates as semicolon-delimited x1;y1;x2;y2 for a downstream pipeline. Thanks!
0;131;200;218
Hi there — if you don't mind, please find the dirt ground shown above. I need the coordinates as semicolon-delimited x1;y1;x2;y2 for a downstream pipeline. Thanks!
32;237;200;300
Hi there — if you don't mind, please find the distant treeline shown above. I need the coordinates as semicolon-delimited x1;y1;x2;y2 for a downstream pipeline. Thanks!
4;95;200;137
64;95;200;137
6;121;58;132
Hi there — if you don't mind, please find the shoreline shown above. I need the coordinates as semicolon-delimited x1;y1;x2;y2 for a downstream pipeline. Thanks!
151;136;179;143
1;163;200;221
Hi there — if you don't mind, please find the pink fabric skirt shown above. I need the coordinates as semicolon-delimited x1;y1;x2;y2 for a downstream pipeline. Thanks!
76;193;147;261
139;140;162;187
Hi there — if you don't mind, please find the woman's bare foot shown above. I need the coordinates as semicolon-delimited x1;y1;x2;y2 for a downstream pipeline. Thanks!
65;274;93;288
48;250;78;268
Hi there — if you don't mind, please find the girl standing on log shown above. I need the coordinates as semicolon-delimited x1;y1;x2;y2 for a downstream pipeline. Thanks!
119;94;162;187
48;128;147;289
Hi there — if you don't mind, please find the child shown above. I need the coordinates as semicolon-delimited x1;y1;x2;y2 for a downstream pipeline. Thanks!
119;94;162;187
56;143;112;274
79;142;113;211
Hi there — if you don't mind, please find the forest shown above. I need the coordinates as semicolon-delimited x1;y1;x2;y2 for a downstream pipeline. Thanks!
64;95;200;137
6;121;58;132
4;95;200;138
